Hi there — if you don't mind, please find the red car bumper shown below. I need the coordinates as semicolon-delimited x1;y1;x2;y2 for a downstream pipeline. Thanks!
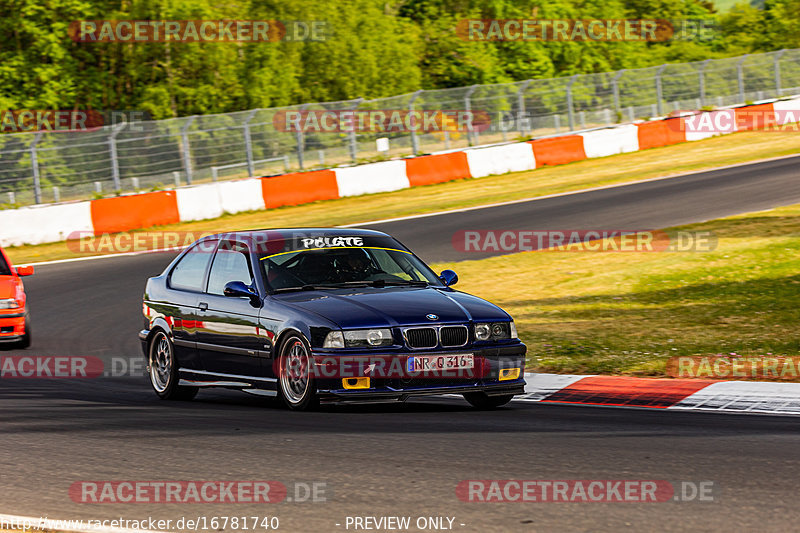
0;309;26;342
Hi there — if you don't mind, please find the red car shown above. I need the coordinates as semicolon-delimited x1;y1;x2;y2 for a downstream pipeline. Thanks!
0;247;33;348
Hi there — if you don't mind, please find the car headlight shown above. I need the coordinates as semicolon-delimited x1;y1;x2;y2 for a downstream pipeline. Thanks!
474;321;515;341
323;329;393;348
0;299;18;310
344;328;393;348
323;331;345;348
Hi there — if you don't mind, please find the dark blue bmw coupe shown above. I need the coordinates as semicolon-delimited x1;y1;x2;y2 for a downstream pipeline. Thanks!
140;228;526;410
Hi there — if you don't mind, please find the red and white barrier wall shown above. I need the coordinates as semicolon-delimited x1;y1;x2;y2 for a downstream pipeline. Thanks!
2;96;799;248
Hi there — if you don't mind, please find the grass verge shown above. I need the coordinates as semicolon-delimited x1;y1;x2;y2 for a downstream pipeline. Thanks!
431;203;800;376
6;129;800;265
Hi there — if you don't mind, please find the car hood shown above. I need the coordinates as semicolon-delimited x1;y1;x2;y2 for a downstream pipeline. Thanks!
273;286;510;329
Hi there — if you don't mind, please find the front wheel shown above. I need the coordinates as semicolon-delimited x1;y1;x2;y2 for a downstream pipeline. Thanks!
148;330;197;401
463;392;514;409
278;335;319;411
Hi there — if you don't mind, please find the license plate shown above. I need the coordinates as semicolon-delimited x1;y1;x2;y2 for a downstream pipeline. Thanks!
407;354;474;372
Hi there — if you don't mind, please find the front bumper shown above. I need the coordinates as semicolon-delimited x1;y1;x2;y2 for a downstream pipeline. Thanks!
0;310;26;343
314;342;527;403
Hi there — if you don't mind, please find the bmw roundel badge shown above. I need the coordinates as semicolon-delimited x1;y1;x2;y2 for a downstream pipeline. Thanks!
426;314;439;321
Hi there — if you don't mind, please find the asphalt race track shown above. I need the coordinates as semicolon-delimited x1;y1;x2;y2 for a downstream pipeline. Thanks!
2;156;800;532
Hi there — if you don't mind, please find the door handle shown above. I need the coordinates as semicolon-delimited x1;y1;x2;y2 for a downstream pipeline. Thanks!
198;302;208;311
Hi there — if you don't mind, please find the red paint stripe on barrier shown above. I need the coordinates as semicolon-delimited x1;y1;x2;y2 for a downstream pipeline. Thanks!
636;118;686;150
542;376;717;408
406;152;471;186
529;135;586;166
261;170;339;209
90;191;180;235
734;103;775;131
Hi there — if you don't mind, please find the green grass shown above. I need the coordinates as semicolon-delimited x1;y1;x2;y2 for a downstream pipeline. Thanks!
6;128;800;265
432;204;800;376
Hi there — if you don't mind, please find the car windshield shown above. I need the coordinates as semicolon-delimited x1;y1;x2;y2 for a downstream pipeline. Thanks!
260;246;443;291
0;253;10;276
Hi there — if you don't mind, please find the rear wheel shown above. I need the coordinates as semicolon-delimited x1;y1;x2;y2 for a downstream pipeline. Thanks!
148;330;197;401
278;335;318;411
463;392;514;409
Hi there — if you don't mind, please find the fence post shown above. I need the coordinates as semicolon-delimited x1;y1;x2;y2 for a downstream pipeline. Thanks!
612;69;626;117
774;49;787;97
349;98;363;162
53;186;60;203
180;116;196;184
30;132;43;204
698;59;711;107
294;105;307;170
464;85;478;146
655;64;667;116
109;121;126;191
516;80;531;137
243;109;258;177
737;54;749;104
409;90;423;155
566;75;578;131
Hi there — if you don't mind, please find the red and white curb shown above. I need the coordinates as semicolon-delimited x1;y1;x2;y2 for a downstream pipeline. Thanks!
518;373;800;415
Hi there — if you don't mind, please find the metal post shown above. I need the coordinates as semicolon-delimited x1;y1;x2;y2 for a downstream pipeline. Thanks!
211;167;218;182
180;116;196;184
7;192;14;205
612;69;626;116
655;64;667;116
94;181;102;194
775;49;787;97
516;80;532;137
30;132;42;204
698;59;711;107
109;121;126;191
294;105;307;170
464;85;478;146
566;75;578;131
348;98;363;162
283;155;290;171
53;186;60;203
131;177;139;190
408;90;423;155
173;171;180;187
737;54;748;104
318;150;325;167
243;109;258;177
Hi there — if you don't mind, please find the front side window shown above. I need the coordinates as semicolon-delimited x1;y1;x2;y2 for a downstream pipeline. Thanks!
169;240;216;292
0;254;10;276
207;241;253;295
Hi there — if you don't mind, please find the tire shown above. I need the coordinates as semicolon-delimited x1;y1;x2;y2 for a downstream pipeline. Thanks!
463;392;515;409
277;334;319;411
16;317;31;349
148;330;198;401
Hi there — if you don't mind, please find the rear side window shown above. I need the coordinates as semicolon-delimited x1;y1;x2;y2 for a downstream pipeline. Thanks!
0;254;10;276
169;241;216;292
207;241;253;295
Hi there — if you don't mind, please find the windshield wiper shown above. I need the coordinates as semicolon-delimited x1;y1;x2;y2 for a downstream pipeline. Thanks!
271;280;430;293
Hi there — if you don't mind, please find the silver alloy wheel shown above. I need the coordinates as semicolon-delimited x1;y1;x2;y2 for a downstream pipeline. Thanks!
149;332;172;393
280;340;310;404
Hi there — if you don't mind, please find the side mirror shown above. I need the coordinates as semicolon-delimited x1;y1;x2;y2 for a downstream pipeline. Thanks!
224;281;259;304
16;266;34;277
439;269;458;287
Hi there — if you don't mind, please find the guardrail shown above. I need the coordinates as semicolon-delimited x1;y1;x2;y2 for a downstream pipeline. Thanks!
1;48;799;207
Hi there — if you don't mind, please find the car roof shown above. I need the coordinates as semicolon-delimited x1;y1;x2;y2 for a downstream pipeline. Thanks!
201;228;392;241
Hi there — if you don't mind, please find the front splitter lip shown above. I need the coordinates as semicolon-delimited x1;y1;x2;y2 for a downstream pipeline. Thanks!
318;381;526;403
